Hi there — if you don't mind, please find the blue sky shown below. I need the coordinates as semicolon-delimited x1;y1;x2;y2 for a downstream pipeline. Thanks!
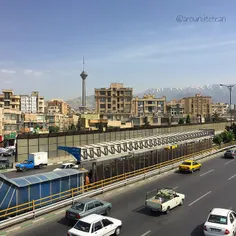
0;0;236;100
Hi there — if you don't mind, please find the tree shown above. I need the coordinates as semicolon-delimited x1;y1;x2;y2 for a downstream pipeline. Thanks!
98;122;104;132
178;118;184;124
186;115;191;124
213;135;223;145
143;117;150;127
77;120;81;131
221;130;234;143
68;124;76;131
49;126;59;133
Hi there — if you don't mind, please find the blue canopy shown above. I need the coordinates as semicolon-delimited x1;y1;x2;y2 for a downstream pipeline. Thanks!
57;146;81;161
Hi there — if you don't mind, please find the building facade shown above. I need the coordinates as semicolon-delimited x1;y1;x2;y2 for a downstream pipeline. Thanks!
95;83;133;121
132;94;166;117
182;94;212;117
20;91;45;114
166;100;185;117
0;89;21;136
0;108;3;136
47;99;70;115
212;102;228;117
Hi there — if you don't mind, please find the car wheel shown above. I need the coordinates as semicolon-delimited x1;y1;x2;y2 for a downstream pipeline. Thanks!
165;206;170;214
105;207;111;216
114;226;121;235
22;167;26;172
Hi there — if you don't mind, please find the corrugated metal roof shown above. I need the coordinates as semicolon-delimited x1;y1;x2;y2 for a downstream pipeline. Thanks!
0;169;86;187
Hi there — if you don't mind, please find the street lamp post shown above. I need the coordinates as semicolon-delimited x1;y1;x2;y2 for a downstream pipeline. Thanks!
220;84;236;127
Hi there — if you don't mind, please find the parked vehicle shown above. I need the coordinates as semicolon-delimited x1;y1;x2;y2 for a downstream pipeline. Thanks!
0;158;10;169
53;162;78;171
178;160;202;173
15;152;48;171
0;148;14;157
67;214;122;236
224;149;236;159
203;208;236;236
65;198;112;222
145;188;185;214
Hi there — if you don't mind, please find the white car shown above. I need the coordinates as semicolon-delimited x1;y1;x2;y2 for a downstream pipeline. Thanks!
203;208;236;236
53;163;78;171
67;214;122;236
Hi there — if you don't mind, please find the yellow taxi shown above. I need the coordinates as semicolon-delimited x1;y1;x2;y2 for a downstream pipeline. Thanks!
178;160;202;173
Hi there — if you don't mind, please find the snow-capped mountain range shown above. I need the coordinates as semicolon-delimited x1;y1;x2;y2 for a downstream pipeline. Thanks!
66;84;236;110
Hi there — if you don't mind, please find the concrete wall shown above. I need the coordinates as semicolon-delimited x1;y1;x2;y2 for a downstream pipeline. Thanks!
16;121;229;162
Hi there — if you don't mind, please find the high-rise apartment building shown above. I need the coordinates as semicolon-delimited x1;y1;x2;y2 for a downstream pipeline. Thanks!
212;102;228;117
0;89;21;135
0;108;4;136
182;94;212;117
20;91;45;113
132;94;166;117
95;83;133;121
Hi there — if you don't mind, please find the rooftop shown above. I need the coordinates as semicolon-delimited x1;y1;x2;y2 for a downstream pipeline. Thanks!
0;169;86;187
210;208;231;217
79;214;104;224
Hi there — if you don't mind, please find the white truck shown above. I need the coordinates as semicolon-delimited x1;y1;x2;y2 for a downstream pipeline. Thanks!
145;188;185;214
15;152;48;171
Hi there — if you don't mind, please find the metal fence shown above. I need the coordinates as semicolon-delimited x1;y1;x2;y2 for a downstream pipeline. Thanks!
93;138;212;181
16;122;228;162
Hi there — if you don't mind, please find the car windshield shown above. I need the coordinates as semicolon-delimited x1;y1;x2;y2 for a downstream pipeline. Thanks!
208;214;227;225
74;220;91;232
182;162;191;165
22;160;28;164
59;165;66;169
71;203;85;211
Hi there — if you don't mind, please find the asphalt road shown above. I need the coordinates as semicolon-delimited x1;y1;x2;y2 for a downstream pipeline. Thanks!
2;162;92;178
13;151;236;236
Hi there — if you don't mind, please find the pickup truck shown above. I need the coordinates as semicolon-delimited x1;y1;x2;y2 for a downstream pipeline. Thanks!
15;152;48;172
145;188;185;214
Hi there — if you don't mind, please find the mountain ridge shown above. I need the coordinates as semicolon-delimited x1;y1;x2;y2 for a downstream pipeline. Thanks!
66;84;236;110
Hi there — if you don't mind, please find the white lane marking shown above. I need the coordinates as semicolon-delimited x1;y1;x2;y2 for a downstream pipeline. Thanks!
118;188;124;191
200;169;214;177
141;230;151;236
173;186;178;190
228;174;236;180
188;191;212;206
225;160;235;165
6;226;21;233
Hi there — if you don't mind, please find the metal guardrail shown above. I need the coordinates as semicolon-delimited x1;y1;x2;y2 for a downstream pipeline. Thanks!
0;142;235;230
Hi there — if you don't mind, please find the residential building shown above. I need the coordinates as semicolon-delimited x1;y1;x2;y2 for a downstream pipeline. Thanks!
132;94;166;117
166;100;185;117
21;113;47;132
20;91;45;114
47;99;70;115
0;108;3;136
0;89;21;136
182;94;212;118
212;102;228;117
95;83;133;121
47;113;71;131
80;113;108;130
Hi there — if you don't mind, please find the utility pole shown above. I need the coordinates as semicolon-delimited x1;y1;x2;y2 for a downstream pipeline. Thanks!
220;84;236;127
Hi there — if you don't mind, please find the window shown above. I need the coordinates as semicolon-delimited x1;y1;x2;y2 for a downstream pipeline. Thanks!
100;91;106;95
100;98;106;102
102;219;113;227
92;221;103;232
74;221;91;232
94;201;103;207
208;214;227;225
87;202;95;210
100;104;106;109
71;203;85;211
182;162;191;165
230;213;235;223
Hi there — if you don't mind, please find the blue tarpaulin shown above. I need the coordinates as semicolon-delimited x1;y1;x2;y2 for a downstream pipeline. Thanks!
57;146;81;161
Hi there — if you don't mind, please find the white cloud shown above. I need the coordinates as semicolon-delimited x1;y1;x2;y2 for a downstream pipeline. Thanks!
1;69;16;74
24;69;43;77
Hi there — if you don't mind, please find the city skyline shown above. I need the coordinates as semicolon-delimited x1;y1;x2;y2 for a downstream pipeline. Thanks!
1;0;236;99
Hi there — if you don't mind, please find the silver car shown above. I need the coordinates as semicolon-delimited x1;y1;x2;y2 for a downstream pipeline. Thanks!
65;198;112;222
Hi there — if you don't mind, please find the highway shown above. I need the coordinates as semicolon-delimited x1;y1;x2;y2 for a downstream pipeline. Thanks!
13;151;236;236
